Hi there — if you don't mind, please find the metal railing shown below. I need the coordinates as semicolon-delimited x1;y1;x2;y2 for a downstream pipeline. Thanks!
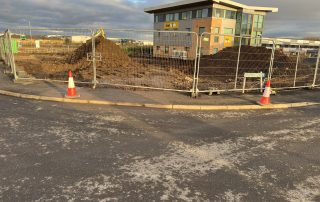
0;27;319;96
0;30;17;76
195;33;320;94
95;29;199;92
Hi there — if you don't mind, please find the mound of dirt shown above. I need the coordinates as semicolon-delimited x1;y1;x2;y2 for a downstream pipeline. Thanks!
17;36;194;90
198;45;315;88
66;36;134;69
200;46;295;74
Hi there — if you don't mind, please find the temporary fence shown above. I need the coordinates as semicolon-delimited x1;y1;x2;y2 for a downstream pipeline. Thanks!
195;33;320;94
6;28;93;83
96;29;198;92
196;34;275;93
0;30;16;76
0;27;319;96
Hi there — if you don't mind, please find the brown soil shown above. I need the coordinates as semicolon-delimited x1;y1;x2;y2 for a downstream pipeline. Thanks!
199;46;314;88
200;46;294;75
15;36;194;90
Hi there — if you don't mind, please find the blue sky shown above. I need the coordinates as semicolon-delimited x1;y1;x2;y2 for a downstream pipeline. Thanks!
0;0;319;38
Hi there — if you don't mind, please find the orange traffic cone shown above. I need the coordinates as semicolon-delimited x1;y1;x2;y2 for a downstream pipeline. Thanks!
65;70;80;98
258;80;272;105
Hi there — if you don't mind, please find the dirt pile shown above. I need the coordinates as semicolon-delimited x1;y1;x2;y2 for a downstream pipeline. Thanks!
17;36;194;90
198;45;315;88
66;36;134;69
20;36;139;81
200;46;296;75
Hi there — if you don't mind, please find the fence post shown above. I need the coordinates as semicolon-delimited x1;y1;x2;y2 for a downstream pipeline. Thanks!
193;32;205;98
4;32;11;68
293;45;301;87
267;40;276;81
234;36;242;89
312;46;320;87
7;30;18;80
191;32;200;98
91;29;97;89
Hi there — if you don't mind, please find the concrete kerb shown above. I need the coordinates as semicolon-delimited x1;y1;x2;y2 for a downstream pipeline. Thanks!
0;89;319;111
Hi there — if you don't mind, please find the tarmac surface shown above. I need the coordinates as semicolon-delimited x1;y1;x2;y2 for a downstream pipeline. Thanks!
0;94;320;201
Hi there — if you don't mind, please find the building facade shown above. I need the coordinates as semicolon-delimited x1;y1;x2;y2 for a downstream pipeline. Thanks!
145;0;278;59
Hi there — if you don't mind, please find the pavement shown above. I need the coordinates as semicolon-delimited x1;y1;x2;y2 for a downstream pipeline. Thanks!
1;64;320;107
0;94;320;201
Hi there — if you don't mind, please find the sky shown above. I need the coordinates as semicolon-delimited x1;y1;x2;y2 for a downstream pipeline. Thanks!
0;0;319;38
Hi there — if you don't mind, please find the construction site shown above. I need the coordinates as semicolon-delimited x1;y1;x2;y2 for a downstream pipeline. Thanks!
1;27;320;95
11;29;195;91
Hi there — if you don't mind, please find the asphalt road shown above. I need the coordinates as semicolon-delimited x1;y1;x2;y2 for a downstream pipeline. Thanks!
0;95;320;201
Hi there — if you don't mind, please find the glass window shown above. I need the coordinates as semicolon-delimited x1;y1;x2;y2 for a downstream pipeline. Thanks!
166;14;174;21
215;27;220;34
196;9;202;18
242;13;248;24
214;36;219;43
248;14;252;23
182;12;187;20
174;13;179;21
155;15;164;22
259;15;264;23
202;8;209;18
187;11;192;19
225;10;236;19
213;8;224;18
158;15;164;22
182;11;192;20
224;28;234;35
213;48;219;54
253;15;264;29
199;27;206;36
254;15;259;23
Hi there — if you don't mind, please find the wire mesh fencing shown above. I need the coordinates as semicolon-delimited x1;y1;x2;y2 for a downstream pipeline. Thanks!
8;28;94;83
96;29;198;92
1;26;320;95
195;33;320;94
0;30;16;75
196;34;275;93
312;49;320;87
271;45;319;89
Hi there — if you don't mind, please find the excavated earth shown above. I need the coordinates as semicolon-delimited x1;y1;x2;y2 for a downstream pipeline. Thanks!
14;40;315;90
199;46;315;88
15;36;194;90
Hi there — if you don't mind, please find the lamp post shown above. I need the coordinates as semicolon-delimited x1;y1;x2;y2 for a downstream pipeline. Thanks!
28;20;32;40
22;18;32;40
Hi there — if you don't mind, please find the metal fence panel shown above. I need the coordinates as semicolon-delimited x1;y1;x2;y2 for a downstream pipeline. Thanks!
2;26;320;94
0;31;14;74
313;48;320;87
96;29;198;92
271;44;318;89
9;28;93;83
196;33;274;93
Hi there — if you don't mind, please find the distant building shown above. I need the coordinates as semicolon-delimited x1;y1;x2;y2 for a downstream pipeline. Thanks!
145;0;278;58
69;36;91;44
46;35;63;38
262;38;320;57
